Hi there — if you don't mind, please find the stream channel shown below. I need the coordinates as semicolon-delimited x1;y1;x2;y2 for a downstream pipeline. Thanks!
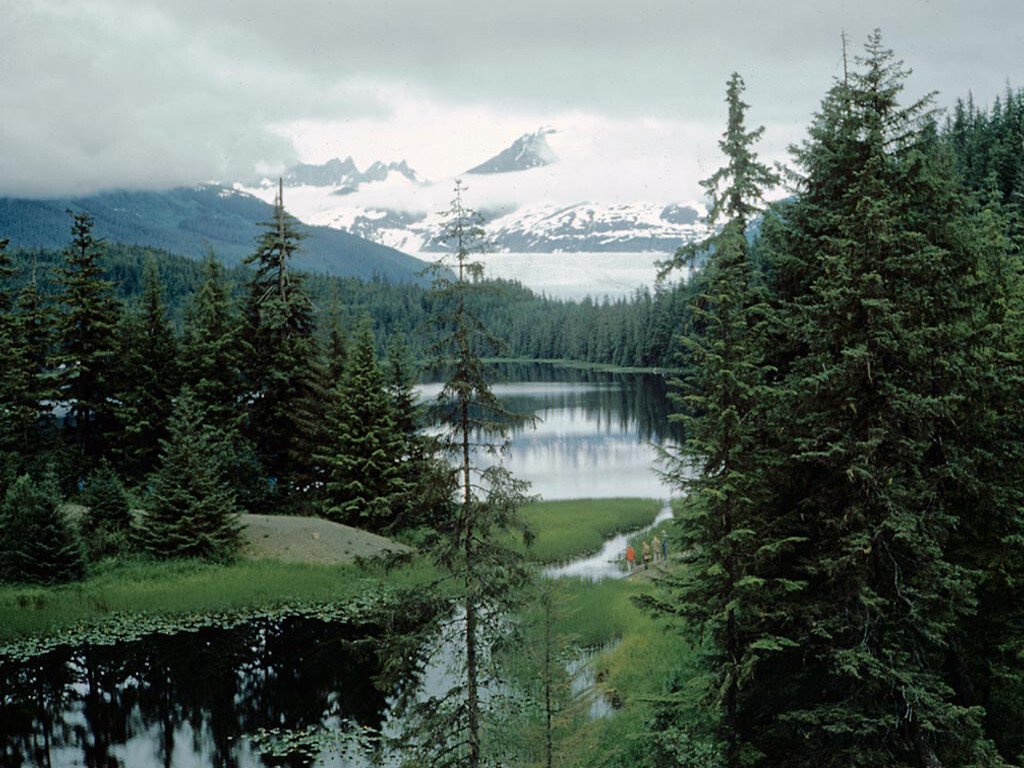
0;363;680;767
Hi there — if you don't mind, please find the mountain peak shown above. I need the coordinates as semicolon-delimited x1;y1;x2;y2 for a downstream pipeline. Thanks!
280;157;421;192
466;128;558;175
282;157;360;188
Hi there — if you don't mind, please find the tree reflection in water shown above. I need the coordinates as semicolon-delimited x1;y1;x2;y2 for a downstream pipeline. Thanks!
0;616;392;768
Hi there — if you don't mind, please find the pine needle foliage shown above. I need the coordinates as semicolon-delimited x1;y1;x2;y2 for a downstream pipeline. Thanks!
113;258;179;481
0;239;38;461
82;461;132;535
182;250;248;432
243;182;321;498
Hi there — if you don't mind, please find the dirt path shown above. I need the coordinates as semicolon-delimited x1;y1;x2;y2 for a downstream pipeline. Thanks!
240;514;413;565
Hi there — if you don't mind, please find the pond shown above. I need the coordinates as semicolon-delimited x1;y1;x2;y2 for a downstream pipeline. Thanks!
1;364;680;767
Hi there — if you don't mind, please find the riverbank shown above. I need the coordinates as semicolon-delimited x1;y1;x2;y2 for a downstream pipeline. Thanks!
0;497;664;649
519;497;663;563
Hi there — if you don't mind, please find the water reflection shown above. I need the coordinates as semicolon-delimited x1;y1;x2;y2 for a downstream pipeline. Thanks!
420;363;681;500
0;617;391;768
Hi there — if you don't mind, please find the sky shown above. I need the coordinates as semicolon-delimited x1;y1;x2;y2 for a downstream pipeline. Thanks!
3;0;1023;203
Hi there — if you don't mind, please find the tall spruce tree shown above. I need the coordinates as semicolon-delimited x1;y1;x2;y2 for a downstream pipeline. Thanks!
394;181;534;768
652;73;779;768
53;212;120;476
15;259;58;457
941;187;1024;764
243;181;321;501
756;32;1002;766
182;251;247;431
384;331;434;527
181;251;268;512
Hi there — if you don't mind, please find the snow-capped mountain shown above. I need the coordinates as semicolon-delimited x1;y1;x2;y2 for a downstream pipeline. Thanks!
235;130;710;254
268;157;421;194
466;127;558;174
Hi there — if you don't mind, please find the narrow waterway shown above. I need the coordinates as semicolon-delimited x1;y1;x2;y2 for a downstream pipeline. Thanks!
544;504;675;581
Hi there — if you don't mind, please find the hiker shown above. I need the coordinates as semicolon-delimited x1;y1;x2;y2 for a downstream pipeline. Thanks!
642;540;652;570
660;530;668;560
651;535;661;563
625;544;636;572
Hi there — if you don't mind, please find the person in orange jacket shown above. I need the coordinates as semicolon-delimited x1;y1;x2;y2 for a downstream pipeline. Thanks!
625;544;636;572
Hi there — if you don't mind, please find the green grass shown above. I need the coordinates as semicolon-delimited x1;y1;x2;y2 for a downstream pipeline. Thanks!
519;498;663;563
507;574;705;768
0;555;441;644
0;497;658;646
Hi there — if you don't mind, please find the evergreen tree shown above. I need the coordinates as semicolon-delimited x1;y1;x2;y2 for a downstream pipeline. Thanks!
0;474;85;585
112;258;179;481
180;250;269;512
82;461;133;535
383;330;435;527
15;260;58;452
80;461;134;559
319;319;407;529
243;181;321;501
323;283;350;385
135;389;242;561
393;181;535;768
53;212;120;476
651;73;779;768
941;187;1024;764
757;32;1002;766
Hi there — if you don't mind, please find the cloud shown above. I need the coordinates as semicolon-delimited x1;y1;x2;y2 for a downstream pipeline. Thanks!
2;0;1022;197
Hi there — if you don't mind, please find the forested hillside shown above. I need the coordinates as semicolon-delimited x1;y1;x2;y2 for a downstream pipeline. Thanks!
0;185;428;283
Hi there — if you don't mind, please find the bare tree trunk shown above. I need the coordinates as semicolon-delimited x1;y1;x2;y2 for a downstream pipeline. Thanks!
545;594;554;768
910;719;944;768
462;381;480;768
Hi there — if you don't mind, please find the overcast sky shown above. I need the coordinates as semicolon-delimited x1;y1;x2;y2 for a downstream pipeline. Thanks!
3;0;1022;202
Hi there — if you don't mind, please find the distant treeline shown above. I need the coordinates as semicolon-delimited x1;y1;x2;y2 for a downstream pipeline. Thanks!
4;242;696;370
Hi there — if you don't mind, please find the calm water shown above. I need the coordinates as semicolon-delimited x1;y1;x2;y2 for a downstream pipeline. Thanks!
1;365;678;767
421;362;680;501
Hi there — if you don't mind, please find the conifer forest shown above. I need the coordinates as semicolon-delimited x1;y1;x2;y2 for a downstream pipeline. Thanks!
1;28;1023;768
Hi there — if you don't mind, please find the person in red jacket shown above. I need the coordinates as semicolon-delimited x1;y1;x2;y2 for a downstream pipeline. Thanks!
625;544;636;572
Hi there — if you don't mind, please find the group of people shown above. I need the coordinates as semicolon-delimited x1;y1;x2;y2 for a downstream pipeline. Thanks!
625;531;668;572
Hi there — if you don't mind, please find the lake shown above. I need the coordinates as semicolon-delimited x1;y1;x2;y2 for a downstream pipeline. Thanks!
419;362;680;501
0;364;679;768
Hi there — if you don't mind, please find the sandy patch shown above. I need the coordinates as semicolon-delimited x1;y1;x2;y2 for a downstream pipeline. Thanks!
240;514;412;565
